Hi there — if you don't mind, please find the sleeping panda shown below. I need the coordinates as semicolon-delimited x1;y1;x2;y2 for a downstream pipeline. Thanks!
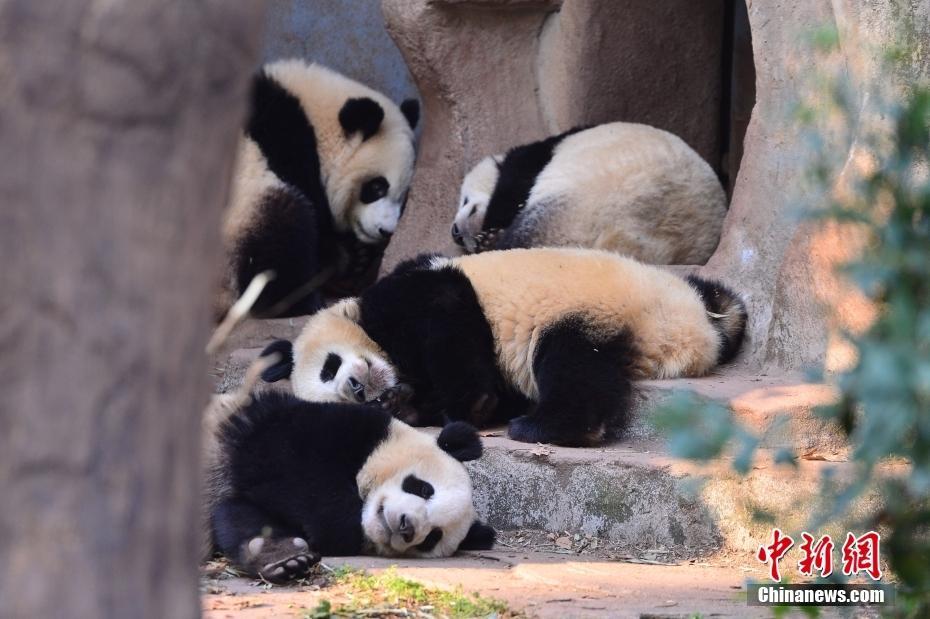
451;123;726;264
259;299;400;404
202;390;494;584
263;247;747;446
219;59;419;318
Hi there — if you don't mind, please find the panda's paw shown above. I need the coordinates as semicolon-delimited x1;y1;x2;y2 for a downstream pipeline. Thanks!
373;383;420;424
506;415;549;444
373;383;414;409
245;536;320;584
473;228;502;253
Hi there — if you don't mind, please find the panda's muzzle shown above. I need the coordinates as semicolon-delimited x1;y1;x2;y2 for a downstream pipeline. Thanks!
451;223;464;246
397;514;415;543
377;505;416;544
347;376;366;402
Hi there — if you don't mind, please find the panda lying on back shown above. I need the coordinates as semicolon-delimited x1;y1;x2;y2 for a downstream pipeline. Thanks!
218;60;419;318
451;123;726;264
203;390;493;583
263;247;747;446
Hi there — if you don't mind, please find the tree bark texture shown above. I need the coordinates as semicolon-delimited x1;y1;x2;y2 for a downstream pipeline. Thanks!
0;1;267;617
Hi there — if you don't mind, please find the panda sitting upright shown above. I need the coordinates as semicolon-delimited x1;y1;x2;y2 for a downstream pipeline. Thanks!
203;390;493;583
218;59;419;318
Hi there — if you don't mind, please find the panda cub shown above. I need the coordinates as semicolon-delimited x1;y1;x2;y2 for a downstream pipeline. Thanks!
219;59;419;318
203;390;493;584
264;247;747;446
451;123;726;264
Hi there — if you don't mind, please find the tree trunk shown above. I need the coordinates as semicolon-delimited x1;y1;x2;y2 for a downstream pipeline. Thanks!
0;1;267;617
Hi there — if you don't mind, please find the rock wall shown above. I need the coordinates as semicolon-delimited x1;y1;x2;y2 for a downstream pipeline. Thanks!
383;0;930;372
263;0;416;104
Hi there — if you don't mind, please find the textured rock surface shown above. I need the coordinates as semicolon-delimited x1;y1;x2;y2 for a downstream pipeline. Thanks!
382;0;930;372
466;433;885;557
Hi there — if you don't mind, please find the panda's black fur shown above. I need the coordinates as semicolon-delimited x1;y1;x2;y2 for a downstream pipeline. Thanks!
480;126;584;235
231;71;339;317
205;391;493;583
356;254;531;429
355;256;642;439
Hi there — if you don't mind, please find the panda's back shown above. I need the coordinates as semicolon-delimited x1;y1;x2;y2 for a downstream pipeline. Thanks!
446;248;720;392
511;123;726;264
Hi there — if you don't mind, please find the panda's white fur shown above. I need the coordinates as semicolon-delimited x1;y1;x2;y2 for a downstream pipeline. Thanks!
453;123;727;264
431;249;721;392
452;154;501;251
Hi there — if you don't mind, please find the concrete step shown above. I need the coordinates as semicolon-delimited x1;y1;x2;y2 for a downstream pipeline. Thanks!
468;433;892;559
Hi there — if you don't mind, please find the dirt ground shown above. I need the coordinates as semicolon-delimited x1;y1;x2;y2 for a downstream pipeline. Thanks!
202;547;783;618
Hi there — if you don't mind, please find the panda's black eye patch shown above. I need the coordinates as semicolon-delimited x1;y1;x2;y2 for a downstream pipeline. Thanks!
415;528;443;552
401;474;434;500
360;177;389;204
320;353;342;382
469;205;477;217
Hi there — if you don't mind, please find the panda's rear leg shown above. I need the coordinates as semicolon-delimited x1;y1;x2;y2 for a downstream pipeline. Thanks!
212;499;320;583
507;319;636;446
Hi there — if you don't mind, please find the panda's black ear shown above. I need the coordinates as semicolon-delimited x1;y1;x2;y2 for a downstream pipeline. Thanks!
259;339;293;382
400;99;419;130
458;520;496;551
437;421;482;462
339;97;384;141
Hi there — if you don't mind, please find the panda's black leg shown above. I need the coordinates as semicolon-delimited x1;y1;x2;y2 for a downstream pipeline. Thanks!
236;189;324;319
507;319;637;446
423;315;501;427
212;498;320;583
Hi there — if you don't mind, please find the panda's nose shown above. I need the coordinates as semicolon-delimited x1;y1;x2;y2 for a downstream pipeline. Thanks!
378;227;392;239
348;377;366;402
398;514;414;543
451;223;464;246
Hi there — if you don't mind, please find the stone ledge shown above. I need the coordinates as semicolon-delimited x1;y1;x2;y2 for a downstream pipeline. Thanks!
631;368;844;454
469;434;894;556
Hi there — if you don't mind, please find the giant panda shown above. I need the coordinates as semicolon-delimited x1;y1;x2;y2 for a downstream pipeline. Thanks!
202;390;494;584
219;59;420;318
450;123;726;264
263;247;747;446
